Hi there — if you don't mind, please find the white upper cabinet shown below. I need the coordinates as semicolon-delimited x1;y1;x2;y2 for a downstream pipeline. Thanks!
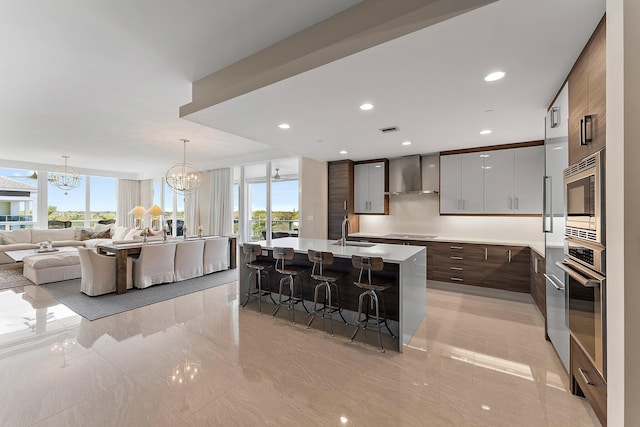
460;153;484;213
440;145;543;215
354;161;387;214
514;145;544;213
439;153;483;214
483;149;515;214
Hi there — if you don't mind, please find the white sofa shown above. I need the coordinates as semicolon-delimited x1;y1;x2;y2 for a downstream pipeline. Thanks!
0;225;143;265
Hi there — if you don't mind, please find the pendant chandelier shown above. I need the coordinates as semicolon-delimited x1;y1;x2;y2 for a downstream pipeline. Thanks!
166;139;201;194
48;155;81;195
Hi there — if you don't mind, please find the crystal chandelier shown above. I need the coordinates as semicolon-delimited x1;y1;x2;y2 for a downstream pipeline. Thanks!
48;155;81;195
165;139;201;194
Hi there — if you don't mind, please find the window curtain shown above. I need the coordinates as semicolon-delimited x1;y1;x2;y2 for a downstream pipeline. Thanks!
116;179;141;227
208;167;232;236
184;190;199;235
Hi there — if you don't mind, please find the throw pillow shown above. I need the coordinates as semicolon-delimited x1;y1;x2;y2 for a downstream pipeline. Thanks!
124;229;143;240
93;223;115;234
78;228;113;240
112;226;131;241
74;227;93;241
91;229;111;239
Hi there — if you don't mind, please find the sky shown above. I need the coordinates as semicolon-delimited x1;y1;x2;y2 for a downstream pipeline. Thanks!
234;180;299;212
3;167;299;213
1;168;117;211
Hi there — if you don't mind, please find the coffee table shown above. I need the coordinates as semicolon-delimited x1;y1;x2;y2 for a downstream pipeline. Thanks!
5;246;79;263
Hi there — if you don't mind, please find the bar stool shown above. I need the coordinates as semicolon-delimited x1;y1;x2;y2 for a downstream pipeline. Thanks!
241;243;274;313
271;247;309;324
306;249;347;336
350;255;396;353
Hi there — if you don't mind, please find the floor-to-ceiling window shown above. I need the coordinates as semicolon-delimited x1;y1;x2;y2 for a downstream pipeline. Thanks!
270;158;299;237
237;158;299;242
88;176;116;226
0;168;38;230
233;166;240;234
48;173;87;228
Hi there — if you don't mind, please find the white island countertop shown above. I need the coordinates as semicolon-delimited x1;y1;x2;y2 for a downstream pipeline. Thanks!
255;237;425;264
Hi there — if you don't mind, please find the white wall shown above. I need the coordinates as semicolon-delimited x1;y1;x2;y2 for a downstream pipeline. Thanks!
299;157;327;239
606;1;640;424
360;195;544;246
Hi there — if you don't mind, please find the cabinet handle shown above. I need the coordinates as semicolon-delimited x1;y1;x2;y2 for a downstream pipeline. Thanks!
508;250;512;263
344;200;347;211
462;199;465;210
450;266;463;271
450;246;464;250
457;199;462;210
484;248;488;260
451;277;464;282
542;176;553;233
534;257;538;274
584;115;593;143
509;197;513;209
578;368;594;386
450;256;464;260
514;198;519;210
580;117;588;145
550;106;560;128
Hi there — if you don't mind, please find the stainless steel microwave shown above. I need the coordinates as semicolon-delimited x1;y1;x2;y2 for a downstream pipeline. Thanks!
564;149;605;245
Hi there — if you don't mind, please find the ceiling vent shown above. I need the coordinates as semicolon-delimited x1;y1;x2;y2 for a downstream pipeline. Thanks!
379;126;400;134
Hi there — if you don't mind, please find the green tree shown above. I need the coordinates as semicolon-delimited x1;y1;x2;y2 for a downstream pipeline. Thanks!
48;205;57;216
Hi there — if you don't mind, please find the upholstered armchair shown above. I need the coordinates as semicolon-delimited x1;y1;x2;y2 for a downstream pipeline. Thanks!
132;242;176;288
174;239;205;281
78;247;132;296
203;237;229;274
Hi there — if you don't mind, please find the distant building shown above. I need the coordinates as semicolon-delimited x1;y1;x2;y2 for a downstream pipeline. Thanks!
0;176;37;230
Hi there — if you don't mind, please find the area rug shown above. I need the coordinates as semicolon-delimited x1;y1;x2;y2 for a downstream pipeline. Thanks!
0;267;32;290
41;269;239;321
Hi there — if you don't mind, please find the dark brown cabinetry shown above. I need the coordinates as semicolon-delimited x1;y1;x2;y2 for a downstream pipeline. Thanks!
348;237;531;293
327;160;359;240
571;336;607;426
530;250;546;319
568;16;606;164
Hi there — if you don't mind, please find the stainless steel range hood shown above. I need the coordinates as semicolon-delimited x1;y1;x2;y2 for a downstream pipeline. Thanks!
387;154;439;195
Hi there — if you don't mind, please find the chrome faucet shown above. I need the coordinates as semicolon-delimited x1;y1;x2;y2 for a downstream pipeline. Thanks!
341;217;351;246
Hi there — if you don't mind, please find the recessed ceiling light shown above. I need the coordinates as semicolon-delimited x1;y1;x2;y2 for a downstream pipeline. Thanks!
340;416;349;424
480;154;491;158
484;71;506;82
278;123;290;129
339;150;348;155
480;129;492;135
359;103;374;111
553;146;564;150
402;141;412;146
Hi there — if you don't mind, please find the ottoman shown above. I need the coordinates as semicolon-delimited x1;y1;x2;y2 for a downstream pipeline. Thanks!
23;251;81;285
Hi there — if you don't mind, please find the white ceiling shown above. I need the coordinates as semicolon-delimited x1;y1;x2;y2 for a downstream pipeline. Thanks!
185;0;606;161
0;0;361;178
0;0;605;178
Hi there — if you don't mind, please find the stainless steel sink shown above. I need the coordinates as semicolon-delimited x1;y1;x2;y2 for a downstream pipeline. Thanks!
332;240;377;247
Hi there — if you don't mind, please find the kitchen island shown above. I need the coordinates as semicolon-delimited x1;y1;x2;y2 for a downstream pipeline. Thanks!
239;237;426;352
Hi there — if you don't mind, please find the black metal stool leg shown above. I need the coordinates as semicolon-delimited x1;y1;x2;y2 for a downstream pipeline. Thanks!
371;291;384;353
379;291;396;338
326;282;334;336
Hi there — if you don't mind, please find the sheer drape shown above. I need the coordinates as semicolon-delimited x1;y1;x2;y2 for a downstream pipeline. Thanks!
208;168;232;236
184;190;199;235
116;179;141;227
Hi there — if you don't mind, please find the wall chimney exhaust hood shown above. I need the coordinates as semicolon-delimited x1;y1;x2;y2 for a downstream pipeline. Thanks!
387;154;439;195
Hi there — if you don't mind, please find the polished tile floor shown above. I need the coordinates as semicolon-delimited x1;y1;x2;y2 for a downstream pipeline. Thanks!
0;280;599;426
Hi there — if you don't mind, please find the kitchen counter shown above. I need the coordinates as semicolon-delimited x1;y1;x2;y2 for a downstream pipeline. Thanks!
256;237;424;263
348;232;545;257
241;237;426;351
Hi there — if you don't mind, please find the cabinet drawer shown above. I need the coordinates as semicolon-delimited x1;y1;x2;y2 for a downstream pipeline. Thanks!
432;254;483;270
571;337;607;426
432;270;484;286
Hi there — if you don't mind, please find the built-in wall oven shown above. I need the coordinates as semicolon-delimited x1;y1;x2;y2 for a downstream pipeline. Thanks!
562;148;606;379
556;258;606;377
564;149;605;245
